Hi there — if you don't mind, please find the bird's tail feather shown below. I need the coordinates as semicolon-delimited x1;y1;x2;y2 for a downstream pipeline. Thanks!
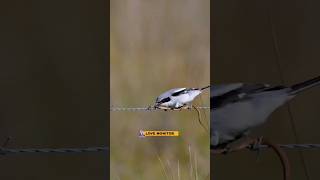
290;75;320;95
201;85;210;90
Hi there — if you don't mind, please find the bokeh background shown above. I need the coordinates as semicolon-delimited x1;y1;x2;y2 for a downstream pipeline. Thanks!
0;0;108;180
110;0;210;179
212;0;320;179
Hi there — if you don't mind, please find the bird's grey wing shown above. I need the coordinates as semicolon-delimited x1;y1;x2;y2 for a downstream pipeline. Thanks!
211;83;282;109
211;83;290;147
156;88;186;102
210;83;243;97
171;88;188;96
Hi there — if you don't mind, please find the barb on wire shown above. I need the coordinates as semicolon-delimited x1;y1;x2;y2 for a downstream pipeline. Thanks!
0;146;108;155
110;106;210;112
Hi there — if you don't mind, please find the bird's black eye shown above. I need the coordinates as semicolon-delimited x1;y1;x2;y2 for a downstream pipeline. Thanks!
159;97;171;103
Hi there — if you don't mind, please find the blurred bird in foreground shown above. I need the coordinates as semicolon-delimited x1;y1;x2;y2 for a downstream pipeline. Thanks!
153;85;210;110
211;76;320;152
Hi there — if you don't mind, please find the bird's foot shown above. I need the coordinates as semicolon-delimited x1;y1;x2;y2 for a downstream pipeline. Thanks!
211;136;264;155
247;136;264;162
147;105;154;111
249;136;263;151
211;148;229;154
248;136;263;151
172;106;185;111
220;136;262;154
171;107;182;111
210;143;234;155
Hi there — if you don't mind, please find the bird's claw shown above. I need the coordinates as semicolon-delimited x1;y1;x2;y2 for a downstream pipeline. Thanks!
222;147;232;155
211;148;229;154
248;136;263;162
249;136;263;151
147;105;153;110
216;136;264;154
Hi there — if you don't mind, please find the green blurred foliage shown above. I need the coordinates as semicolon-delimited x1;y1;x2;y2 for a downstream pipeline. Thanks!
111;0;210;179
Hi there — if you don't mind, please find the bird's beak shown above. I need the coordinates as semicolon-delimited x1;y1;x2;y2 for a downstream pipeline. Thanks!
154;103;160;108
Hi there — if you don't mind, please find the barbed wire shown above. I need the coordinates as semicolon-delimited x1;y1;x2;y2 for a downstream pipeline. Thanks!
109;106;320;152
0;146;108;155
110;106;210;111
258;144;320;150
4;107;317;155
0;144;320;156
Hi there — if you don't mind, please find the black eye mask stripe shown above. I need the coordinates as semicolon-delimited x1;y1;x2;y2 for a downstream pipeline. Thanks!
159;97;171;103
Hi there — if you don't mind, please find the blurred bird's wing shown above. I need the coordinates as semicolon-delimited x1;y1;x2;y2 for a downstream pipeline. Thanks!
211;75;320;106
156;88;186;102
171;88;188;96
210;83;243;97
211;83;287;109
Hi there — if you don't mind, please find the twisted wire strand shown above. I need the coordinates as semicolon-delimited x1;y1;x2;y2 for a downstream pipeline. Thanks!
110;106;320;151
1;144;320;156
0;147;108;155
258;144;320;150
110;106;210;111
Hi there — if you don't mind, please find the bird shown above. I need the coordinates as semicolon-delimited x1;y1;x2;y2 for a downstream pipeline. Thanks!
153;85;210;110
211;76;320;149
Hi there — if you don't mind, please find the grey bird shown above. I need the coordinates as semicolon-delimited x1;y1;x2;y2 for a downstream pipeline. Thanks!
211;76;320;149
154;85;210;110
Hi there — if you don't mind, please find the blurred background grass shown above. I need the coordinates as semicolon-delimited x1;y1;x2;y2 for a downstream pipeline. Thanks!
110;0;210;179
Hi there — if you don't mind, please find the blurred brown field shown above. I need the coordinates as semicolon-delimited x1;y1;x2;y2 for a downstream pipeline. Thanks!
110;0;210;179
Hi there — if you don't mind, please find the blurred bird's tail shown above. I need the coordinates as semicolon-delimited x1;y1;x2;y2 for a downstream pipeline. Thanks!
201;85;210;90
290;75;320;95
